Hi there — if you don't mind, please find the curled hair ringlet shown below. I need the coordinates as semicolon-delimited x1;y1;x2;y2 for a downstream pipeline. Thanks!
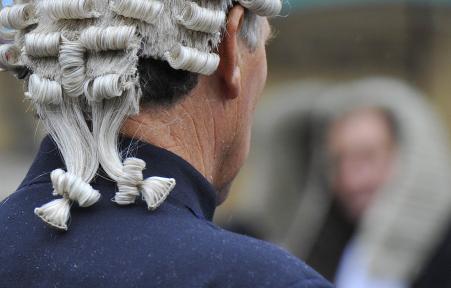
0;28;16;41
238;0;282;17
177;1;226;34
80;25;137;52
0;44;21;68
25;32;61;58
0;3;37;30
165;44;220;76
91;74;124;101
60;36;87;97
38;0;99;20
111;0;163;24
27;74;63;106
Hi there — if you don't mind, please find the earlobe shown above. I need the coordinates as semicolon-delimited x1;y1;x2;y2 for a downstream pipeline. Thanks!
229;66;241;99
217;5;245;100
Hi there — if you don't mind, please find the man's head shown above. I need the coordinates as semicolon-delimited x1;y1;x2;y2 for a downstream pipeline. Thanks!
327;108;398;221
123;4;273;202
0;0;279;229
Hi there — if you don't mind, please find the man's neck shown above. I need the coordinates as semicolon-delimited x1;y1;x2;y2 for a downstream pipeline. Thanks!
121;96;220;185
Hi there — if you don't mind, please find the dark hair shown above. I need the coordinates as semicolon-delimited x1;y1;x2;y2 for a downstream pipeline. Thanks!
138;57;199;107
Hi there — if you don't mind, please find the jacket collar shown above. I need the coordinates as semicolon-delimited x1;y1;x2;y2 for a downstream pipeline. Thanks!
20;136;218;221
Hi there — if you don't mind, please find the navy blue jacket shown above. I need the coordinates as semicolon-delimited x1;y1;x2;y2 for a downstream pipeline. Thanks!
0;136;333;288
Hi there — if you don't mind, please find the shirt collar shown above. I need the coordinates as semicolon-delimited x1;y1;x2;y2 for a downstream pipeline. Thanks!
20;136;218;221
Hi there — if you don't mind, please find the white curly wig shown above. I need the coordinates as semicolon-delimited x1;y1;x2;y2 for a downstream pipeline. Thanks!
0;0;281;230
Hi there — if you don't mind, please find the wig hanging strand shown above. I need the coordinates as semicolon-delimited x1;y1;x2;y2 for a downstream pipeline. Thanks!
34;169;101;230
115;158;176;210
115;158;145;205
141;177;176;210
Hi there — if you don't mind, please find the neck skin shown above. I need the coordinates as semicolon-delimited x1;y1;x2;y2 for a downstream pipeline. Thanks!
121;76;239;192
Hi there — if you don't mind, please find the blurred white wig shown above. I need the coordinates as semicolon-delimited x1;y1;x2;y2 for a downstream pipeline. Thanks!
249;77;451;283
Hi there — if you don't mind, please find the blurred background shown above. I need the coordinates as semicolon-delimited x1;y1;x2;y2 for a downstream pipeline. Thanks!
1;0;451;287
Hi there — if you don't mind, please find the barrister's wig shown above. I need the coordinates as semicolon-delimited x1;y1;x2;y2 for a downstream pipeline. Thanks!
0;0;281;230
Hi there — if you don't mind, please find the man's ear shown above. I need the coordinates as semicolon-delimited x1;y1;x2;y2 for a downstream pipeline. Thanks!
217;5;245;100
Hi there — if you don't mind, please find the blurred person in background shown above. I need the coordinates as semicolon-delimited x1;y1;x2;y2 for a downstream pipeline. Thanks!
325;106;407;288
241;78;451;287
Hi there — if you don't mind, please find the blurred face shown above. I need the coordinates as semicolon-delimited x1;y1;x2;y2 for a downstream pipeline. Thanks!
327;108;397;221
215;19;272;203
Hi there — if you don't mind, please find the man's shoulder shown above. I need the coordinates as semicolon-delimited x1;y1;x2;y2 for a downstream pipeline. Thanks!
190;222;333;287
0;184;332;288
